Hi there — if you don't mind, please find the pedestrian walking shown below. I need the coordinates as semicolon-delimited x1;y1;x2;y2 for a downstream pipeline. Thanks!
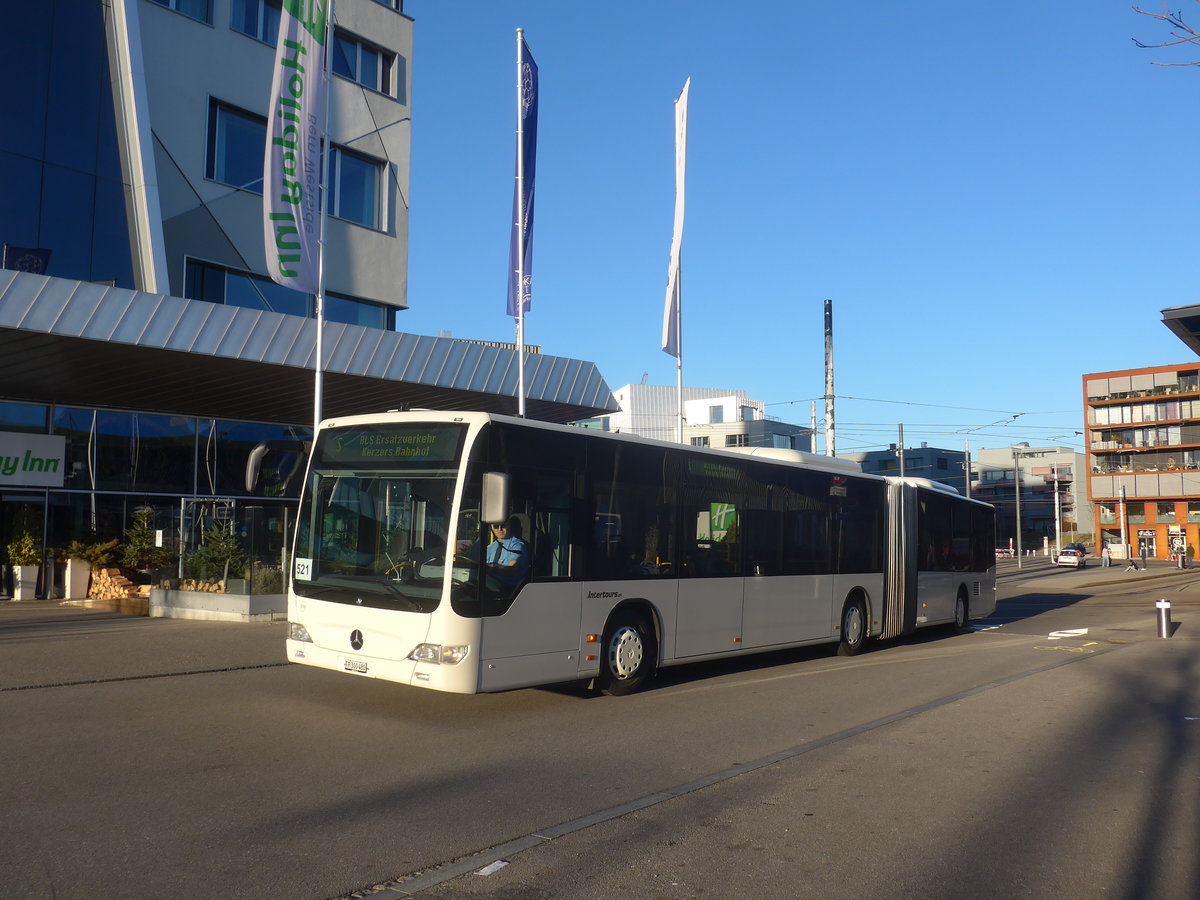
1101;545;1112;567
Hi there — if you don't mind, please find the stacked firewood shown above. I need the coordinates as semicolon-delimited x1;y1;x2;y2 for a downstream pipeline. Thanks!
88;568;142;600
176;578;226;593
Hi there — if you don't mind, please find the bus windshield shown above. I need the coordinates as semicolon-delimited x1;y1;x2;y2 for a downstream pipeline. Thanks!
292;424;467;612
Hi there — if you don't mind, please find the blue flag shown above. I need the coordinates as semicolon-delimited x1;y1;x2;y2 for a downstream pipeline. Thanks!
507;37;538;318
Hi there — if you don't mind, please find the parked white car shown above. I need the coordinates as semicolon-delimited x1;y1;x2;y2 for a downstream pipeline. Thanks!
1055;548;1086;568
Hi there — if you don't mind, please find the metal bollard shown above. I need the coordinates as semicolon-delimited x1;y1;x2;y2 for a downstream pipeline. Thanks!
1157;599;1172;639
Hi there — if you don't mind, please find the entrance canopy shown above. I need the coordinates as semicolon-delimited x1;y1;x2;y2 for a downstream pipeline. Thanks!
0;271;617;425
1162;304;1200;358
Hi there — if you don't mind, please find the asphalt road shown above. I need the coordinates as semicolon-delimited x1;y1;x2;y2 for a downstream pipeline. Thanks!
2;558;1198;899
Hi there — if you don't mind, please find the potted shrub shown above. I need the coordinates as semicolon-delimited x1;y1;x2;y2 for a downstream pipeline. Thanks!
6;512;43;601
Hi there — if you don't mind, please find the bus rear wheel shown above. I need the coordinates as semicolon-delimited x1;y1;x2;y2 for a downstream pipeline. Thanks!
598;610;655;696
837;595;868;657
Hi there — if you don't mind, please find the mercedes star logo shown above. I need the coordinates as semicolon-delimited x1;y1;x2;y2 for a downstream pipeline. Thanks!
350;629;364;651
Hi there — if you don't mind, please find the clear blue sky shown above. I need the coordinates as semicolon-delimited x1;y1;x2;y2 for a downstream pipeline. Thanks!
397;1;1198;456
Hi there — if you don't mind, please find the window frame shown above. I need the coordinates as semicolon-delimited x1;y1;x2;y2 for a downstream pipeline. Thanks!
329;146;386;230
148;0;214;25
230;0;281;45
205;100;267;194
332;28;396;97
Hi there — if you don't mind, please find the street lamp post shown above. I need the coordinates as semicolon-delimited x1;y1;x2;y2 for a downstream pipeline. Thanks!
1013;448;1023;569
1053;464;1062;559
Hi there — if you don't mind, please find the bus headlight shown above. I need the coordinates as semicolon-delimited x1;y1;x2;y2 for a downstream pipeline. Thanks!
408;643;470;665
289;622;313;642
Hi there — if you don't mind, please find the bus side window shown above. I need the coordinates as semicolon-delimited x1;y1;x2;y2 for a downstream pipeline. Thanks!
587;443;676;580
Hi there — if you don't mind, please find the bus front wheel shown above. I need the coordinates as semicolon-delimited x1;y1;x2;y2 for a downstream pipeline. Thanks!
598;610;656;696
837;596;868;657
951;589;969;634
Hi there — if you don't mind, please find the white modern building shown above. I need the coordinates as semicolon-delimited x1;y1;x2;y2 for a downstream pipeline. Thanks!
581;383;812;451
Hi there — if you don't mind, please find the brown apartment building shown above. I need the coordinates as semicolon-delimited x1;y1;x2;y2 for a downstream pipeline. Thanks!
1085;363;1200;560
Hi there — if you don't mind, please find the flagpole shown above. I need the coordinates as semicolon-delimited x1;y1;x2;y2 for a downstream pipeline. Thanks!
313;0;334;432
515;27;527;418
675;258;683;443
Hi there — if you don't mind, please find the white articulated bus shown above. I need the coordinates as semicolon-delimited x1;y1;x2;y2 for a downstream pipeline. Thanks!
283;411;996;695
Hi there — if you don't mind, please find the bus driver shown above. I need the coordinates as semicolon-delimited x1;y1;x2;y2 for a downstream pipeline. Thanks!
484;518;530;586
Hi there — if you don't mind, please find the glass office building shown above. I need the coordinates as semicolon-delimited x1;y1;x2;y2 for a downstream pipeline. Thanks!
0;1;616;604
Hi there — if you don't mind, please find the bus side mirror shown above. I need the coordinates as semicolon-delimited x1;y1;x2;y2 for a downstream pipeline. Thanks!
245;442;269;492
481;472;510;524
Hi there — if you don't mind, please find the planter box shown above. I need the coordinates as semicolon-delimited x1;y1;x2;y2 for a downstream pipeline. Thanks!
12;565;39;601
65;559;91;600
149;588;286;623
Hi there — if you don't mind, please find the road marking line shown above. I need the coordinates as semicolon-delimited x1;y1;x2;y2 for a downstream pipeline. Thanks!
1047;628;1089;640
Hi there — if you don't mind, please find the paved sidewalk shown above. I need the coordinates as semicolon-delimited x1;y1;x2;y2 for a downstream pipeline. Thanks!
0;600;285;691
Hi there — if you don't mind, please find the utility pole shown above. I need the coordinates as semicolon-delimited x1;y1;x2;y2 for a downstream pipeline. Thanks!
824;300;835;456
964;438;972;498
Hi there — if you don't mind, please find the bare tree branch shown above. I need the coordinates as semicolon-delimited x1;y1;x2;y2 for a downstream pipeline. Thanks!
1133;2;1200;65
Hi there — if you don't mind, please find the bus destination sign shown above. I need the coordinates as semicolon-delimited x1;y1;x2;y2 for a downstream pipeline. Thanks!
322;425;465;466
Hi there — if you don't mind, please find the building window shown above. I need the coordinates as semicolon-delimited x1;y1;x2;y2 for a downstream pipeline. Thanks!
1128;505;1146;525
206;102;266;193
231;0;280;44
325;292;391;329
771;434;791;449
690;437;709;447
1156;503;1177;523
1188;502;1200;524
186;259;308;317
936;458;949;470
333;29;396;96
330;147;384;229
709;405;724;424
1099;503;1116;525
0;400;49;433
573;417;610;432
725;434;749;448
148;0;213;25
205;101;385;230
740;405;755;422
184;260;394;329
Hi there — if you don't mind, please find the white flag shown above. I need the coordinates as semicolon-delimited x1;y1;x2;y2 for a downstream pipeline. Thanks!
263;1;328;294
661;78;689;357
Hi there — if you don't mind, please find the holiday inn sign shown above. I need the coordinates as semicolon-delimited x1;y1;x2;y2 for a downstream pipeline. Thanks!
0;432;67;487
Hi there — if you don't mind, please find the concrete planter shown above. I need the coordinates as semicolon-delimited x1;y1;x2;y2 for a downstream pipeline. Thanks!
65;559;92;600
149;588;286;623
12;565;39;601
